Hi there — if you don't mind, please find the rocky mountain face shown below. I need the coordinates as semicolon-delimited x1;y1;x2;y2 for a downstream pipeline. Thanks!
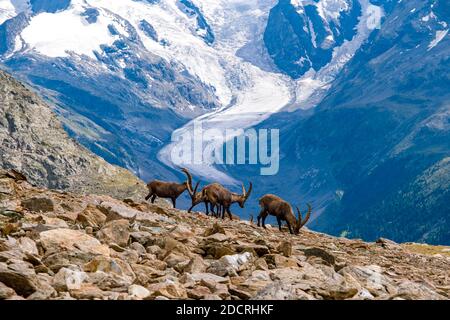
0;70;147;200
229;0;450;245
0;170;449;300
264;0;362;78
278;0;450;245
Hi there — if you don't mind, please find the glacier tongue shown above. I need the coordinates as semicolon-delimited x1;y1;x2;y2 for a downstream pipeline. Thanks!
158;0;293;184
158;0;382;183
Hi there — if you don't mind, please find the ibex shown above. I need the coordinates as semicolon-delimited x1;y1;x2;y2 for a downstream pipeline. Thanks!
187;181;221;216
145;168;192;208
257;194;312;235
202;182;252;220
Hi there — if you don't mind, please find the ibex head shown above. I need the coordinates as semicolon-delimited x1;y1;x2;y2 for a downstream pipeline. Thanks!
294;204;312;235
233;182;253;208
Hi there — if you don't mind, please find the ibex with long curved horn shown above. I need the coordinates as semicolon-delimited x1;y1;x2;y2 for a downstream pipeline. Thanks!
202;182;252;220
186;181;221;216
145;168;192;208
257;194;312;235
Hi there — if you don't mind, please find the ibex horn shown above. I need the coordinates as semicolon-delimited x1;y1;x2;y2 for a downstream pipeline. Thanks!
298;204;312;229
243;182;253;201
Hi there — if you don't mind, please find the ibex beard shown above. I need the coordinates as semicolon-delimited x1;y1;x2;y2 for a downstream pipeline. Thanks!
170;120;280;176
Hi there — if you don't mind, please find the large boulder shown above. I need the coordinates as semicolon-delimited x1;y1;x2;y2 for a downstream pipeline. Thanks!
277;241;292;257
302;247;336;266
263;254;299;269
128;284;151;300
0;261;40;297
52;267;88;292
17;237;38;256
21;197;54;213
207;252;254;277
97;219;130;247
76;205;107;229
98;202;140;222
182;256;208;274
254;281;314;300
39;229;110;256
0;281;16;299
338;265;397;297
147;281;187;299
391;281;445;300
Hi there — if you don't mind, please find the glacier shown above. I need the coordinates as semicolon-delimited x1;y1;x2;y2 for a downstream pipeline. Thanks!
1;0;382;184
159;0;383;184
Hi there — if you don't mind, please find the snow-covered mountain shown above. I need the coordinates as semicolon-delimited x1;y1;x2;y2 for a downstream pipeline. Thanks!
0;0;449;243
0;0;383;182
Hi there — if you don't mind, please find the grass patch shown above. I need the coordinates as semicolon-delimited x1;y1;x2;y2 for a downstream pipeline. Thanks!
403;243;450;257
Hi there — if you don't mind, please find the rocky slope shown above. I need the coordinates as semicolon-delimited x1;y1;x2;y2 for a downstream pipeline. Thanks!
0;70;147;200
0;169;448;300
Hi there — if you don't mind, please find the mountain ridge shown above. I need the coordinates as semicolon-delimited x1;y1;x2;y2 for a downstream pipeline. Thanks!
0;69;147;200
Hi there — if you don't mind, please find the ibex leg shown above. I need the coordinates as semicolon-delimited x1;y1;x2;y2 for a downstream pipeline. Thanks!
205;201;210;215
262;215;267;229
210;203;216;216
221;206;226;219
226;207;233;220
257;210;264;227
277;217;282;231
215;205;222;218
286;221;294;234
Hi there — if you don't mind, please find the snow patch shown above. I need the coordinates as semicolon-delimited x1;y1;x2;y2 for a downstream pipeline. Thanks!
21;2;119;59
428;29;448;51
316;0;351;22
0;0;16;24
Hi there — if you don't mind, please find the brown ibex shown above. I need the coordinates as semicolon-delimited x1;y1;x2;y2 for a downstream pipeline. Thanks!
257;194;312;235
202;182;252;220
186;181;221;216
145;168;192;208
